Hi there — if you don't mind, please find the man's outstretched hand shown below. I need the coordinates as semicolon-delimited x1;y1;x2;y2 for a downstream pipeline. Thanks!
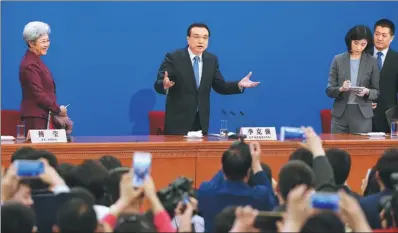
238;72;260;88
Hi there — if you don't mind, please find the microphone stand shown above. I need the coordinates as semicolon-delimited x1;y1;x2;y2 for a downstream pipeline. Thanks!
239;111;255;127
230;111;242;135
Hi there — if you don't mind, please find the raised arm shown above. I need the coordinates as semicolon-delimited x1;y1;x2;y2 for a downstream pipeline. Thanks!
212;57;243;95
154;53;175;95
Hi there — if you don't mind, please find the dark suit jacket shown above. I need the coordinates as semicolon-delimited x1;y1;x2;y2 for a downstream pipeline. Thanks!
360;189;393;229
19;50;60;120
197;170;277;232
326;52;380;119
154;48;243;135
372;48;398;132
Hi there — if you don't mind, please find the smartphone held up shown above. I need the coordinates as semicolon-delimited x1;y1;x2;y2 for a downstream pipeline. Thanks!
132;152;152;187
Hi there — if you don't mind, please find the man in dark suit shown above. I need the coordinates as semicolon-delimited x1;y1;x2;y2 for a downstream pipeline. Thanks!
372;19;398;133
154;23;259;135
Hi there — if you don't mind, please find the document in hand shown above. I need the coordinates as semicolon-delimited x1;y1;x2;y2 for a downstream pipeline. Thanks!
348;86;364;92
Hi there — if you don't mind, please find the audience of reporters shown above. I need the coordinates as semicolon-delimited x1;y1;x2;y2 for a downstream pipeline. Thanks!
3;125;398;233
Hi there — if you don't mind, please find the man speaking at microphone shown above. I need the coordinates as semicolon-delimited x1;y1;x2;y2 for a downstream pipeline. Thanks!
154;23;259;135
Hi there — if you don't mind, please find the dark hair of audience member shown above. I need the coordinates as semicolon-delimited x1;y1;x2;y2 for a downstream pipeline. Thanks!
56;163;77;187
364;167;381;196
278;160;315;201
11;146;36;162
214;206;238;233
229;140;251;157
345;25;374;55
375;148;398;190
289;148;313;168
28;150;59;168
114;214;156;233
222;147;252;181
1;201;36;233
325;148;351;185
214;205;278;232
55;198;98;233
300;211;345;233
68;159;110;204
99;155;122;171
68;187;96;207
248;163;272;187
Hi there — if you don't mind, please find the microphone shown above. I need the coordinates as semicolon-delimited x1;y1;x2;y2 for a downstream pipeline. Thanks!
230;111;243;134
239;111;256;127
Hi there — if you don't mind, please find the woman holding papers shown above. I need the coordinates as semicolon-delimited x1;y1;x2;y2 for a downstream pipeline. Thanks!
326;25;380;134
19;21;72;134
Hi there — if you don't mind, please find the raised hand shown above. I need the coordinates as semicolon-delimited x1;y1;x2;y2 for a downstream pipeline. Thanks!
355;88;369;97
59;105;67;117
238;72;260;88
163;71;175;89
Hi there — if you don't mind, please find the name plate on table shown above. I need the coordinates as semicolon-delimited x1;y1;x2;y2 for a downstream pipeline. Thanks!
240;127;277;140
27;129;67;143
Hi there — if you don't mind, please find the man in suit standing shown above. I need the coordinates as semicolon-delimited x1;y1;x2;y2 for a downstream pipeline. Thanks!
372;19;398;133
154;23;259;135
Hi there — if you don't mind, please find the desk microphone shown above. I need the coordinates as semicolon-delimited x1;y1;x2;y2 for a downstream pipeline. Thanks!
230;111;243;134
239;111;256;127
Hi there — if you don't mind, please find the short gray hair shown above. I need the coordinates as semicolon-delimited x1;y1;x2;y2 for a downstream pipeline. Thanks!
22;21;51;44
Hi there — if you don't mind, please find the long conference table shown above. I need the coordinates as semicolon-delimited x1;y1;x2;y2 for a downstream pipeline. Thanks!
2;134;398;194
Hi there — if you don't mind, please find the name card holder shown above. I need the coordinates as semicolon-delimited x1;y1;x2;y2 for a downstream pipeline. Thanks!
27;129;68;143
240;127;277;140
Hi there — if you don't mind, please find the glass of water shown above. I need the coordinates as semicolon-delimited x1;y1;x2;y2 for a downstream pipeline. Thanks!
220;120;228;140
391;120;398;137
16;123;26;141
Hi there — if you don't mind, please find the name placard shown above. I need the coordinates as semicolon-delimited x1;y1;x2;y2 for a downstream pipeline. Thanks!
28;129;68;143
240;127;277;140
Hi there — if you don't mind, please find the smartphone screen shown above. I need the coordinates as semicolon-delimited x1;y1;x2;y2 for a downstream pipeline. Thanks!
182;193;190;204
366;168;372;180
132;152;152;187
311;192;339;211
14;160;44;177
